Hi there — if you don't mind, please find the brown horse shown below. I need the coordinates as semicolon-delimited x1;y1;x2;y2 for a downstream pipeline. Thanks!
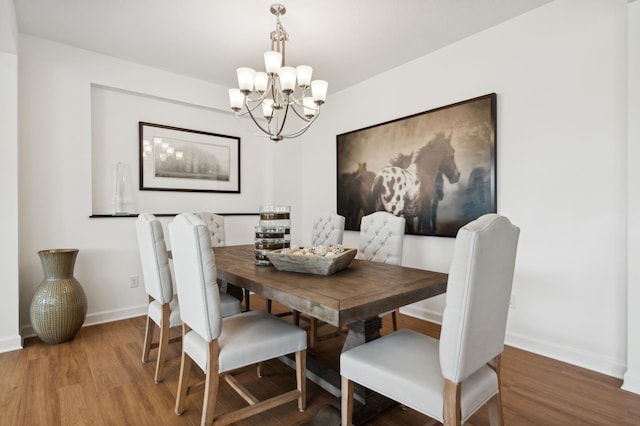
338;163;375;230
412;132;460;234
389;151;414;169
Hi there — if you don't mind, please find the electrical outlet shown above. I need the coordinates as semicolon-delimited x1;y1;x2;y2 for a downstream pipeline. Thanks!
129;275;139;288
509;294;516;309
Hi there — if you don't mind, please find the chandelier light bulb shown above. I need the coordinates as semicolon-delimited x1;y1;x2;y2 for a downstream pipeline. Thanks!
311;80;328;104
303;97;316;118
278;67;297;93
229;89;244;112
296;65;313;89
254;72;269;94
264;51;283;74
262;99;275;118
237;67;256;94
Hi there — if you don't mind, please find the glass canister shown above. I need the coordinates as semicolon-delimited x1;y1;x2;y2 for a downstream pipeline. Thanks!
254;226;286;266
259;205;291;246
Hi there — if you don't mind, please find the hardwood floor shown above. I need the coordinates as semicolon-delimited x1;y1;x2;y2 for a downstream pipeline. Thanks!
1;296;639;425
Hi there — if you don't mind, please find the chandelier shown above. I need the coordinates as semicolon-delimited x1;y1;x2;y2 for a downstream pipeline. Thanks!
228;4;328;142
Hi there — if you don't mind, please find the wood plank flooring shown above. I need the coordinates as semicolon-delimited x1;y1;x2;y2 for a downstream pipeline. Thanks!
1;295;639;425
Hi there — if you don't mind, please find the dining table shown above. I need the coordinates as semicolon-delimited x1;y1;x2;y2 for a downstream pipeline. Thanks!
213;244;448;423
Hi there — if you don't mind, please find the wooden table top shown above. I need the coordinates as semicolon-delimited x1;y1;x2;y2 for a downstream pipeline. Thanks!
213;245;448;327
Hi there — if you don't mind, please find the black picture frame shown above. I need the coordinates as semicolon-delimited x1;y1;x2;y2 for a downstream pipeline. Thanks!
139;122;240;193
336;93;497;237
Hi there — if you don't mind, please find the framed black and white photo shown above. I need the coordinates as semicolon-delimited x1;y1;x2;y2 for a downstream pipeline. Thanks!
336;93;497;237
139;122;240;193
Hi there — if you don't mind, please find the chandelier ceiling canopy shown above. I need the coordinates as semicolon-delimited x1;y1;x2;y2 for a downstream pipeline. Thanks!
228;4;328;142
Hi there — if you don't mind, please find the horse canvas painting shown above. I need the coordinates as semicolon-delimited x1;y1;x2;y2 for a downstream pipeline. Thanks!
336;93;497;237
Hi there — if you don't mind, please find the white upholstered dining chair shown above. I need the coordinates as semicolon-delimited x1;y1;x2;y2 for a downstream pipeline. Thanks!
136;213;182;383
311;213;346;247
194;212;226;247
340;214;520;426
194;212;244;308
169;213;307;425
357;211;406;331
136;213;242;384
297;213;346;349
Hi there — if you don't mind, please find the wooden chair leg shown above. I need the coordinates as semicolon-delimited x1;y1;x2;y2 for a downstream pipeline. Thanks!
391;310;398;331
487;355;504;425
202;341;220;426
487;393;504;426
444;379;462;426
341;375;354;426
296;349;307;411
266;299;273;313
141;315;154;364
175;325;193;415
309;318;318;350
154;303;171;383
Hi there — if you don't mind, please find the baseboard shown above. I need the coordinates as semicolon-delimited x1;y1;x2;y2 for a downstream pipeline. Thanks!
20;304;147;339
622;371;640;395
15;301;631;385
84;304;147;326
400;305;627;381
505;330;627;379
0;334;23;353
399;304;443;324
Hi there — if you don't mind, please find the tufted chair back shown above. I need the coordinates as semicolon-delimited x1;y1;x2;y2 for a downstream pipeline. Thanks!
169;213;223;343
311;214;345;246
195;212;226;247
356;211;406;265
440;213;520;383
136;213;173;304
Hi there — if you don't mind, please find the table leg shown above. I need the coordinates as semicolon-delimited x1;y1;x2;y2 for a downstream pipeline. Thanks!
342;316;382;353
344;317;397;424
303;316;396;425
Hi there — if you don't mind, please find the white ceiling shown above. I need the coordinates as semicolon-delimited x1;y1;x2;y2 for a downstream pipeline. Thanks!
14;0;553;94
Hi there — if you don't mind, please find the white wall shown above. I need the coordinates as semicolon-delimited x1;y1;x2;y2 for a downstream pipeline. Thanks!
17;35;275;333
13;0;636;385
90;85;263;216
299;0;630;378
624;0;640;394
0;0;22;352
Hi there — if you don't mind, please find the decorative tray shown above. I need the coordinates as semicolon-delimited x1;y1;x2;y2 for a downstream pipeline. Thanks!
267;247;357;275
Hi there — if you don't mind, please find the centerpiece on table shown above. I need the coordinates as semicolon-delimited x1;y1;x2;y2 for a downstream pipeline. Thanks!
267;244;357;275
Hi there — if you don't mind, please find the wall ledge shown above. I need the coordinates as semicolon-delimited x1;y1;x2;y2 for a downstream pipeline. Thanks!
90;212;258;218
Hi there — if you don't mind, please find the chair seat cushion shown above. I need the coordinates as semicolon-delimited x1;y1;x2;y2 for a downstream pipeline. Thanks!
219;292;241;318
148;296;181;328
184;310;307;373
340;329;498;423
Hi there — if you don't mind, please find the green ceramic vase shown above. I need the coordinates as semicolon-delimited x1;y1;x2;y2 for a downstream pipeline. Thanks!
30;249;88;344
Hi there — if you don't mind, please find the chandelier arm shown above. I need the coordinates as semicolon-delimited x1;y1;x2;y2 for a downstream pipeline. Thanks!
242;99;265;115
286;91;308;106
289;105;313;122
242;102;278;138
280;113;319;139
272;100;291;138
